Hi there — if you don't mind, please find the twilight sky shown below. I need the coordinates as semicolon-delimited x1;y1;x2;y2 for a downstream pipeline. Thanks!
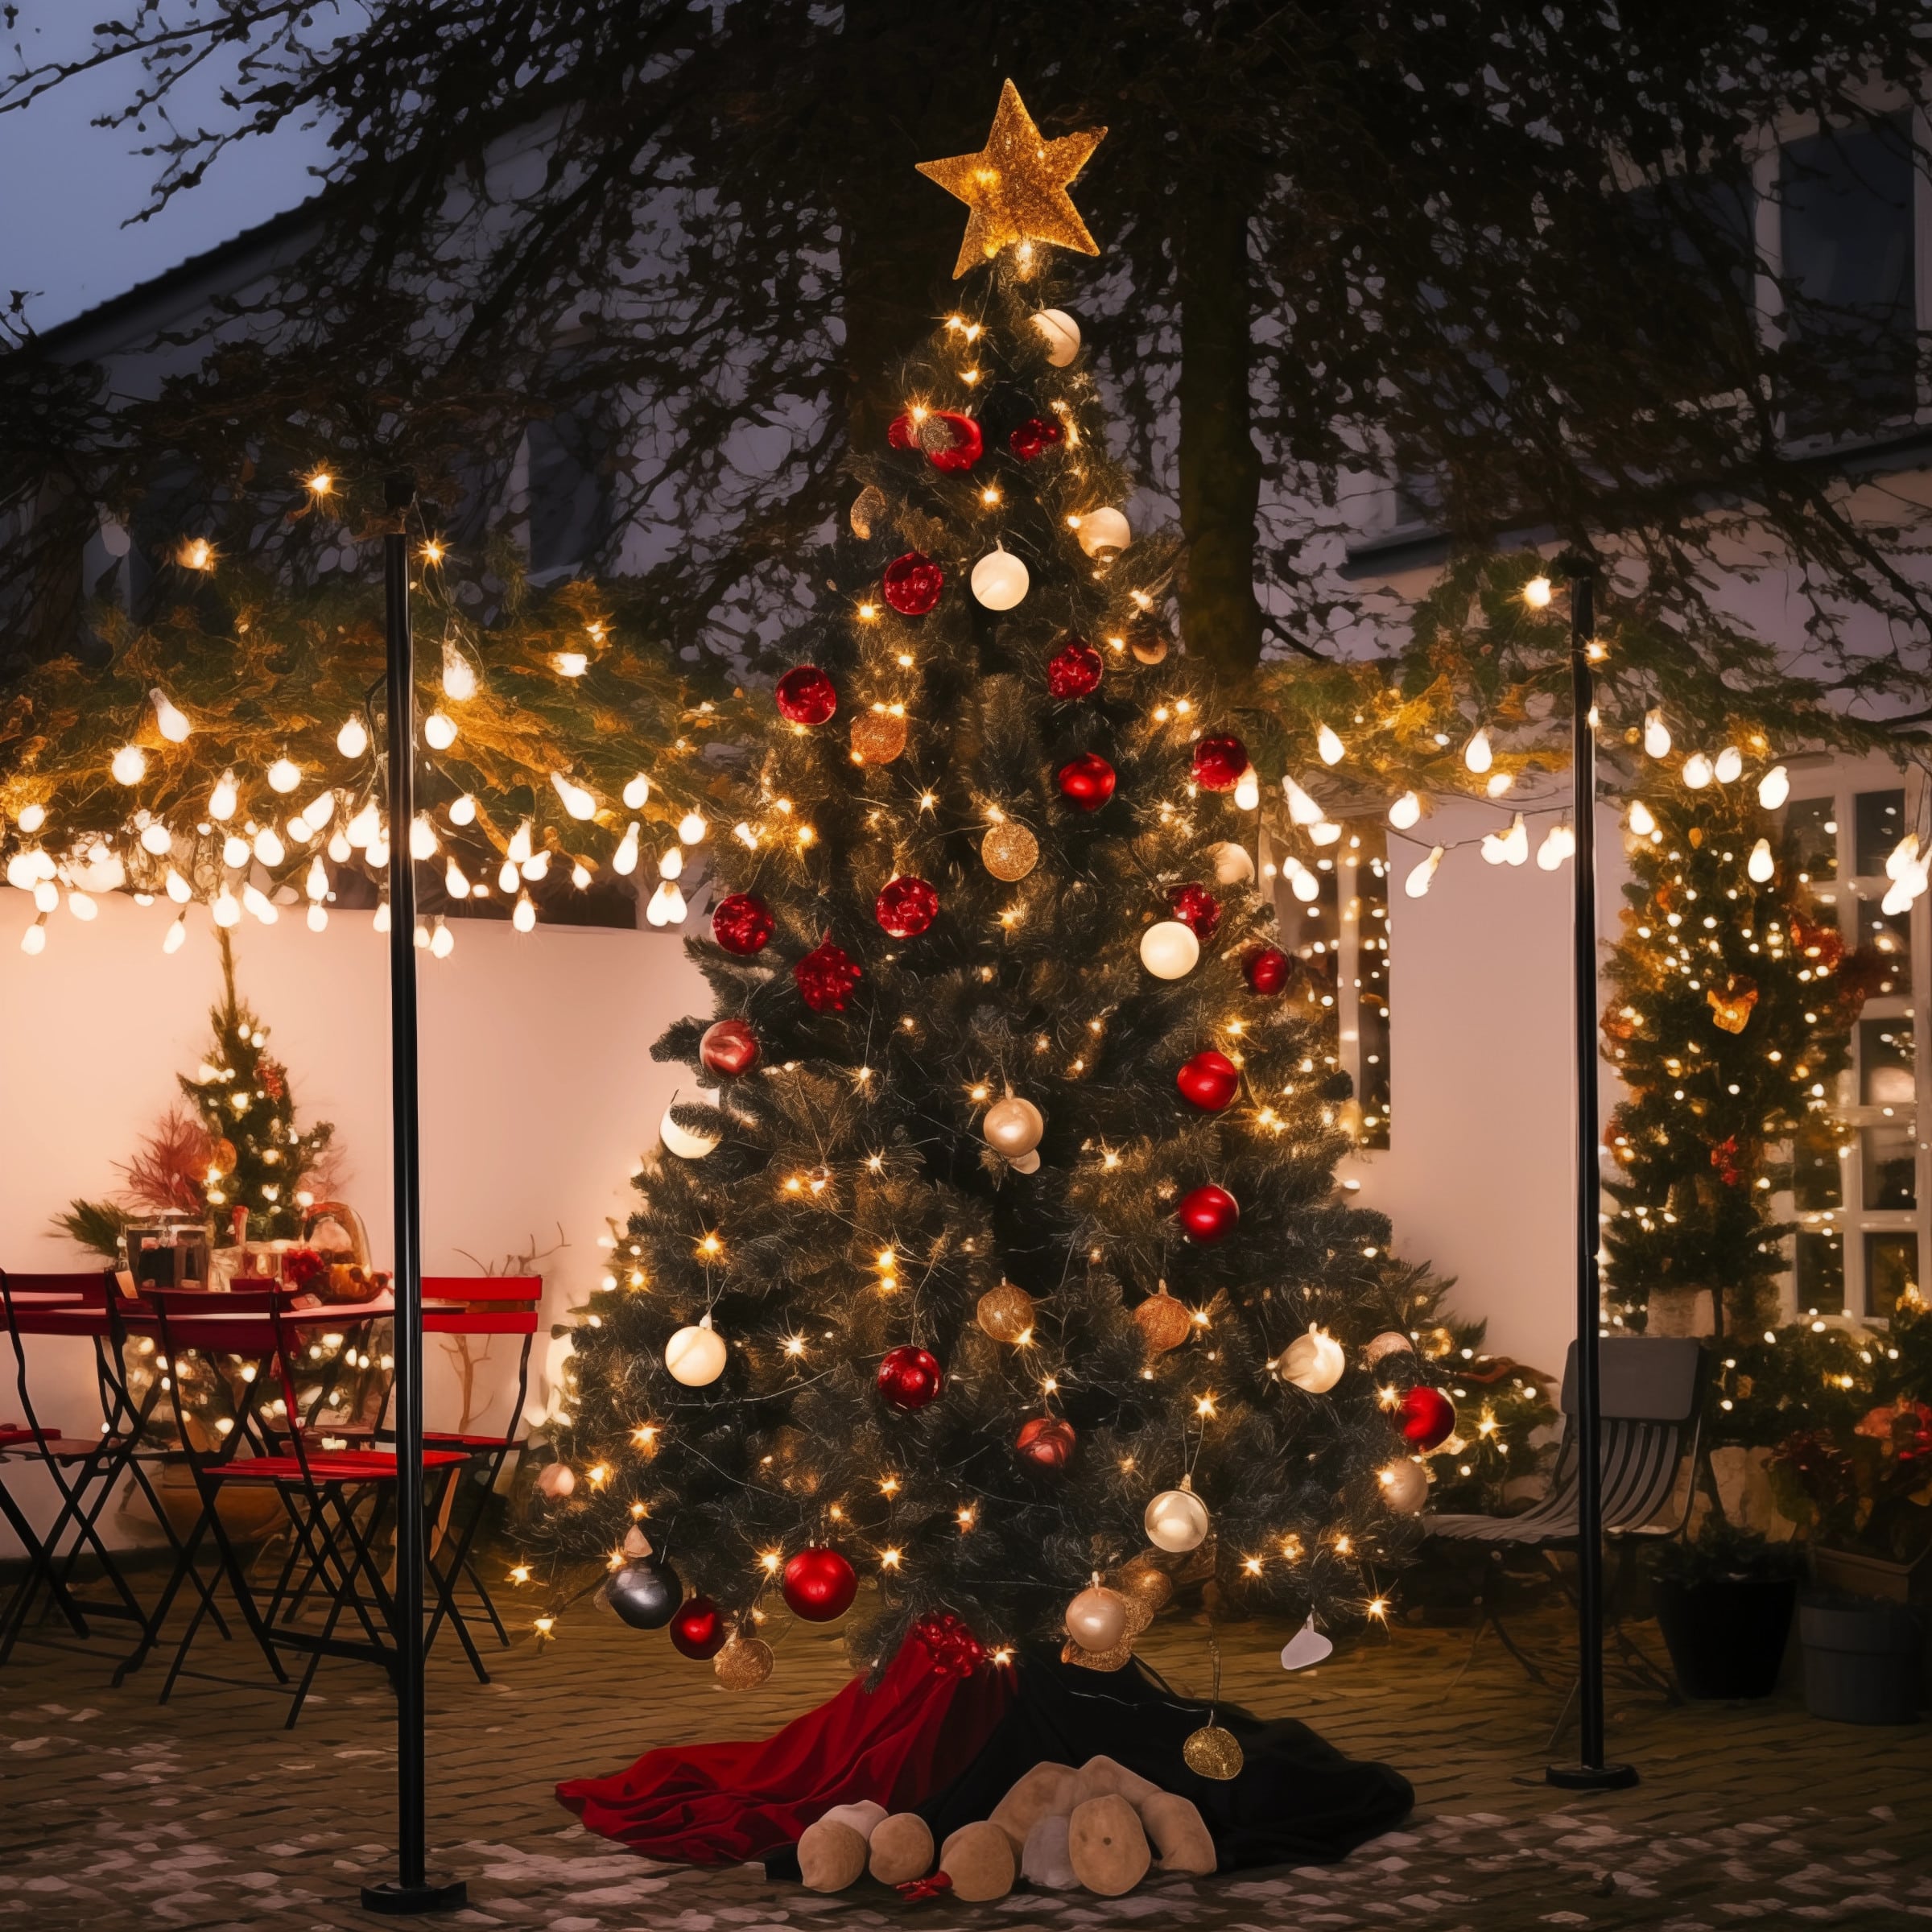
0;9;332;333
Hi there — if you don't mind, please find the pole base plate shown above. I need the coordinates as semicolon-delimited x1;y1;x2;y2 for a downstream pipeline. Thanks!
1545;1761;1639;1791
360;1878;469;1915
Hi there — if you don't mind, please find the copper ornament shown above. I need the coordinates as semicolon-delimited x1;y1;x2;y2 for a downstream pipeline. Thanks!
849;484;887;541
1181;1724;1244;1780
982;821;1040;881
1061;1633;1133;1672
976;1281;1037;1343
1706;976;1759;1034
1133;1286;1192;1353
713;1633;774;1690
851;709;909;765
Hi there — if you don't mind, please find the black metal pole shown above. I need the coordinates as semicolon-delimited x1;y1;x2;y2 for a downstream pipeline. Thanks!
362;474;469;1913
1547;567;1637;1791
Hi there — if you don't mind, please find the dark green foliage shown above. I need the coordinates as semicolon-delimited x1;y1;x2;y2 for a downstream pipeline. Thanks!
520;260;1444;1665
54;1197;129;1261
1646;1518;1806;1586
1602;783;1867;1335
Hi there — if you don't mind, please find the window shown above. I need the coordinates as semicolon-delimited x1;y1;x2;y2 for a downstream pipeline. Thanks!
1780;116;1917;425
1779;766;1925;1319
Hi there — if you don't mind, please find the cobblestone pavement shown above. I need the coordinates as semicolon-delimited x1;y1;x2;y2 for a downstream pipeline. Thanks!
1;1566;1927;1932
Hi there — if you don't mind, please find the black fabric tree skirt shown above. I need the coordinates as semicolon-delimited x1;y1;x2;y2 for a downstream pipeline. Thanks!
766;1643;1413;1881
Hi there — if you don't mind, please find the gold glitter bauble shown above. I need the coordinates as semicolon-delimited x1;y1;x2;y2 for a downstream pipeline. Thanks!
849;483;887;540
982;821;1039;881
1133;1288;1192;1353
916;81;1108;280
1117;1561;1173;1614
1181;1724;1243;1780
1129;631;1170;666
977;1281;1036;1344
713;1634;774;1690
851;710;908;765
1117;1593;1154;1637
1062;1634;1133;1673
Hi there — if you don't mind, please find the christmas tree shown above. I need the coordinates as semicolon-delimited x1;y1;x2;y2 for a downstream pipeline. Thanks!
1602;778;1872;1337
522;87;1448;1683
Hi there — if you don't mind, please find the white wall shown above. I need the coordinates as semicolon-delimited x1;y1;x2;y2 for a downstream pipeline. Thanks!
1343;797;1630;1378
0;890;710;1551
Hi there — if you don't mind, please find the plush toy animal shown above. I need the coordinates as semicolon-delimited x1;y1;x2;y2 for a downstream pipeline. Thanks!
794;1754;1214;1899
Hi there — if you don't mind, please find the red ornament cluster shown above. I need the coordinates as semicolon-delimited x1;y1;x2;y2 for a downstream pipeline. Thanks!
1168;882;1221;940
1397;1384;1456;1451
877;1344;944;1411
1056;752;1117;811
775;665;838;725
667;1594;727;1660
1046;635;1104;700
889;408;983;472
883;551;944;616
795;940;862;1013
1177;1183;1240;1245
1244;945;1290;995
712;894;774;956
912;1612;986;1678
1009;416;1064;461
1016;1414;1077;1470
1191;733;1249;792
1176;1050;1240;1112
875;874;939;939
782;1546;858;1622
700;1018;761;1078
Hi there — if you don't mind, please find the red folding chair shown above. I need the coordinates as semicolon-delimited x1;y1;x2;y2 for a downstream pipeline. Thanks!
149;1291;469;1725
0;1268;201;1664
390;1275;541;1666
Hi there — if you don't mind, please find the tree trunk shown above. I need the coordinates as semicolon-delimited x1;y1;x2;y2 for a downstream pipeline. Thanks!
1177;159;1263;682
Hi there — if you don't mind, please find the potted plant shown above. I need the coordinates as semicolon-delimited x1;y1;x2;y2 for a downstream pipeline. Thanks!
1769;1404;1932;1724
1646;1521;1805;1699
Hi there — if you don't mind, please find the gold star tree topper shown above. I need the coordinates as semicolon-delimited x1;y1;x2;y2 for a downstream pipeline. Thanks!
917;81;1107;279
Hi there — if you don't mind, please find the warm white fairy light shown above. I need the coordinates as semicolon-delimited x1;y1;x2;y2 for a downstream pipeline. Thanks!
111;745;147;785
1748;838;1775;884
266;757;302;794
164;867;192;903
221;834;250;869
571;861;592;890
551;772;597;821
441;639;477;701
242;882;278;924
208;770;239;820
613;824;641;875
1758;764;1790;810
1283;856;1320;902
148;688;192;742
163;914;187;954
253;827;286;867
32;879;56;912
139;821;172;856
213;885;242;928
1522;574;1553;609
423;712;458;749
507;819;534;865
1714;745;1743;784
431;919;455;959
1405;846;1444;898
554;650;588;678
1315;723;1345;765
67;890;98;922
1642;709;1671;759
679;811;707;845
1627;800;1656;837
20;916;47;955
622;774;650;809
1682;752;1714;789
1536;823;1575;871
513;891;537;933
1388;791;1422;830
1233;766;1261;811
444;858;470;898
646;879;687;926
1282;776;1323;826
409;816;440;861
337;715;369;758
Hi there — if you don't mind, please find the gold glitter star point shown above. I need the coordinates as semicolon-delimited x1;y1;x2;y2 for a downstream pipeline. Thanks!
917;81;1107;280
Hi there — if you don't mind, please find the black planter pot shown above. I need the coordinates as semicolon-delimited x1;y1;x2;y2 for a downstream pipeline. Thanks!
1652;1575;1798;1699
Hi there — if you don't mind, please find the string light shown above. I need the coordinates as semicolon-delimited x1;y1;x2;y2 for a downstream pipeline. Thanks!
208;771;239;821
1522;575;1553;608
423;712;458;749
149;689;192;742
337;715;369;758
1682;751;1714;789
1388;791;1422;830
1315;723;1345;765
1404;846;1444;898
1643;709;1672;758
110;745;147;786
1462;729;1492;774
551;772;597;820
1758;765;1790;809
1713;745;1743;784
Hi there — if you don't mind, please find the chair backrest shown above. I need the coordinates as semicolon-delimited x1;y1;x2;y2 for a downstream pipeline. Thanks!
421;1274;541;1336
0;1268;116;1307
1559;1336;1703;1422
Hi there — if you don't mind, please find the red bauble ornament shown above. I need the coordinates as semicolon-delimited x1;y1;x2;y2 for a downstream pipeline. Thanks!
1009;416;1064;461
1177;1183;1240;1244
795;940;862;1013
782;1546;858;1622
877;1344;944;1411
1046;636;1104;700
1191;734;1250;792
1057;752;1117;811
913;1611;986;1678
1244;945;1290;995
1176;1050;1241;1112
883;551;944;616
875;875;939;939
1016;1414;1077;1470
1398;1384;1456;1451
1168;882;1222;940
775;665;837;725
700;1018;761;1078
886;414;916;450
889;410;983;471
712;894;774;956
667;1594;728;1660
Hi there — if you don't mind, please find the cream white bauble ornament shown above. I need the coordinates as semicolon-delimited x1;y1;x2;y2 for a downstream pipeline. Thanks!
971;547;1030;610
1065;1582;1129;1653
660;1092;720;1159
535;1461;576;1499
983;1096;1045;1159
1279;1613;1334;1670
1139;919;1200;980
1363;1331;1414;1366
1144;1482;1210;1554
666;1313;727;1387
1033;308;1081;367
1379;1459;1429;1515
1209;840;1255;886
1278;1326;1346;1394
1075;508;1132;559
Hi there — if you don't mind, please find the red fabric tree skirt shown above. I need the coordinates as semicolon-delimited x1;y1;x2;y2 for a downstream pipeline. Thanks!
557;1633;1017;1866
